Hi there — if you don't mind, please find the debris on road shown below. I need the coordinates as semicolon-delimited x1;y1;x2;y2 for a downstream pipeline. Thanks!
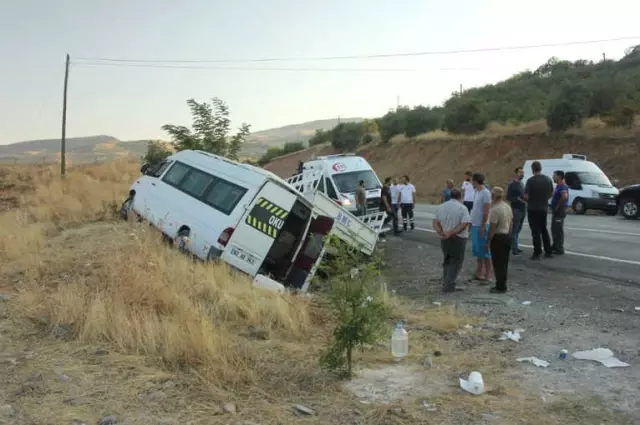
517;357;550;368
460;371;485;395
572;348;630;368
499;330;522;342
521;301;532;306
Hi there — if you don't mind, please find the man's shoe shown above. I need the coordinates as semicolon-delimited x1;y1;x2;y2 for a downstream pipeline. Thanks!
443;287;464;293
552;249;564;255
512;250;521;256
490;287;507;294
530;254;541;261
544;252;554;259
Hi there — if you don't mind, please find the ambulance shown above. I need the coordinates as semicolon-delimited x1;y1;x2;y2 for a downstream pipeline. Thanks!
121;150;377;291
285;154;388;232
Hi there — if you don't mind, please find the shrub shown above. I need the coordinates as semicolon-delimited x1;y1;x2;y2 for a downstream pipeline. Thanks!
319;237;390;378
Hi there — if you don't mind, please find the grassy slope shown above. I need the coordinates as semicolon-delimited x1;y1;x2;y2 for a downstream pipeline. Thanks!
264;119;640;203
0;161;632;424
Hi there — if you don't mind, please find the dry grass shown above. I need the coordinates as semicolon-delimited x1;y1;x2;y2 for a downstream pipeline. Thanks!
0;160;634;424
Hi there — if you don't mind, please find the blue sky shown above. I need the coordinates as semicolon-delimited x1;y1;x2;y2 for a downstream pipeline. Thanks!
1;0;639;144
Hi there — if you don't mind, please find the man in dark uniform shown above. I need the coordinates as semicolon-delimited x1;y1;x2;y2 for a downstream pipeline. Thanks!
380;177;398;235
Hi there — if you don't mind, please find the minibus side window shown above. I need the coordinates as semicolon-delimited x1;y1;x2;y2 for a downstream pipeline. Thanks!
178;168;215;198
202;179;247;215
162;162;190;187
149;160;171;178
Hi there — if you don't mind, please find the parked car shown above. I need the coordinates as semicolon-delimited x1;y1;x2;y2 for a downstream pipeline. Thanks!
617;184;640;219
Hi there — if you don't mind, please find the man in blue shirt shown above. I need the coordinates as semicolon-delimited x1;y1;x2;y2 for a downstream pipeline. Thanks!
441;179;454;203
550;170;569;255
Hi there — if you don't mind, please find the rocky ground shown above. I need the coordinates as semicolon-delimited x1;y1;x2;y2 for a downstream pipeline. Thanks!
381;232;640;422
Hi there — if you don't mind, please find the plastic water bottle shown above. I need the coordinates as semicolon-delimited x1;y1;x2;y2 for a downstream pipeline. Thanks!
391;321;408;361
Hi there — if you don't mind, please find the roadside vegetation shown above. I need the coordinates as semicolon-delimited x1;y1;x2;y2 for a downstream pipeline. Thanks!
263;46;640;161
1;161;633;424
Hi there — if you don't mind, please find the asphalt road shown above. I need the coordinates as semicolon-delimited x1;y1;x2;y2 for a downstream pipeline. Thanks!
395;203;640;286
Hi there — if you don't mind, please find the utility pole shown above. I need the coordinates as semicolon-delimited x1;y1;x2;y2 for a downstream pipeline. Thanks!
396;95;400;110
459;84;463;95
61;53;70;177
602;52;606;62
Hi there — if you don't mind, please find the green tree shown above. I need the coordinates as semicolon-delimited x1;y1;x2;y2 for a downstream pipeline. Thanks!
603;98;638;129
377;107;409;143
443;99;488;134
142;140;173;165
331;122;364;152
162;97;251;161
546;83;591;132
308;129;331;147
404;106;444;137
319;236;390;379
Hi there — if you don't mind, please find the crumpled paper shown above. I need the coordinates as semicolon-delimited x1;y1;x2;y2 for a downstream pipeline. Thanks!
517;356;550;368
572;348;630;368
460;371;485;395
498;329;524;342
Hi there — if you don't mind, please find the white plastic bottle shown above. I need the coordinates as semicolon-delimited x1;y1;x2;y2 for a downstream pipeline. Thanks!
391;321;408;361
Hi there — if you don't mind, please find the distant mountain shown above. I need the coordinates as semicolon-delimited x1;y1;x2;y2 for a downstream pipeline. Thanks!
0;135;149;165
0;117;366;164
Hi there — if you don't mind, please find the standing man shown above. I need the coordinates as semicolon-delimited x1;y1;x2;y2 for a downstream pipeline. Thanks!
389;177;402;234
507;167;526;255
380;177;399;235
461;171;475;213
524;161;554;260
486;187;513;294
399;175;416;231
441;179;454;203
355;180;367;217
433;189;471;293
470;173;492;282
550;170;569;255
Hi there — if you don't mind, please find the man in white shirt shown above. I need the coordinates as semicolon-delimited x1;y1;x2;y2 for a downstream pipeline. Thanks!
389;177;401;235
398;175;416;231
461;171;475;213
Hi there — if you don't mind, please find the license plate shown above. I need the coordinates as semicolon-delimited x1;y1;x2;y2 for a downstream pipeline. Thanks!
230;246;257;266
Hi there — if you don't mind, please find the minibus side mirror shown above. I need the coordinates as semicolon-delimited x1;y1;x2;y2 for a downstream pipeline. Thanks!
140;164;150;175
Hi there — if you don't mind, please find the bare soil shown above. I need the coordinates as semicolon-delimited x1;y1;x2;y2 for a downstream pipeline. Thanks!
264;133;640;202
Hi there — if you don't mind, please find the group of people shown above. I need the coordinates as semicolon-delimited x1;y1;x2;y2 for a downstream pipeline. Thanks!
432;162;569;294
378;176;417;234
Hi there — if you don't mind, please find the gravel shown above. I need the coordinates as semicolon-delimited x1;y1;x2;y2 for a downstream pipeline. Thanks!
381;233;640;418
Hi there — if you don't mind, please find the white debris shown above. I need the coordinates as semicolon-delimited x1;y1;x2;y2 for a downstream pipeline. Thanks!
517;357;550;368
432;302;442;307
459;371;485;395
498;331;521;342
572;348;630;368
521;301;532;306
635;307;640;311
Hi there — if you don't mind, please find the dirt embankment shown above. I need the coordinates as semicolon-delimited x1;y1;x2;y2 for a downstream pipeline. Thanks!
264;134;640;202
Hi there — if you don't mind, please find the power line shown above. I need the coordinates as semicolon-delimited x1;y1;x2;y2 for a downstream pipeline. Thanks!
72;62;482;72
74;35;640;64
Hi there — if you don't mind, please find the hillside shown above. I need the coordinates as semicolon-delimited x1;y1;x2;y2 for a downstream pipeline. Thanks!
263;121;640;203
243;117;364;157
0;117;365;164
0;135;149;165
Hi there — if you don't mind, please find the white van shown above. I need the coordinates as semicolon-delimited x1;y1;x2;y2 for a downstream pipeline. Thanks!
122;150;337;290
523;154;618;215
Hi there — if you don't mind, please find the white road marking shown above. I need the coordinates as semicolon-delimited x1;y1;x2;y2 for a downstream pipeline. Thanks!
414;210;640;236
413;227;640;266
